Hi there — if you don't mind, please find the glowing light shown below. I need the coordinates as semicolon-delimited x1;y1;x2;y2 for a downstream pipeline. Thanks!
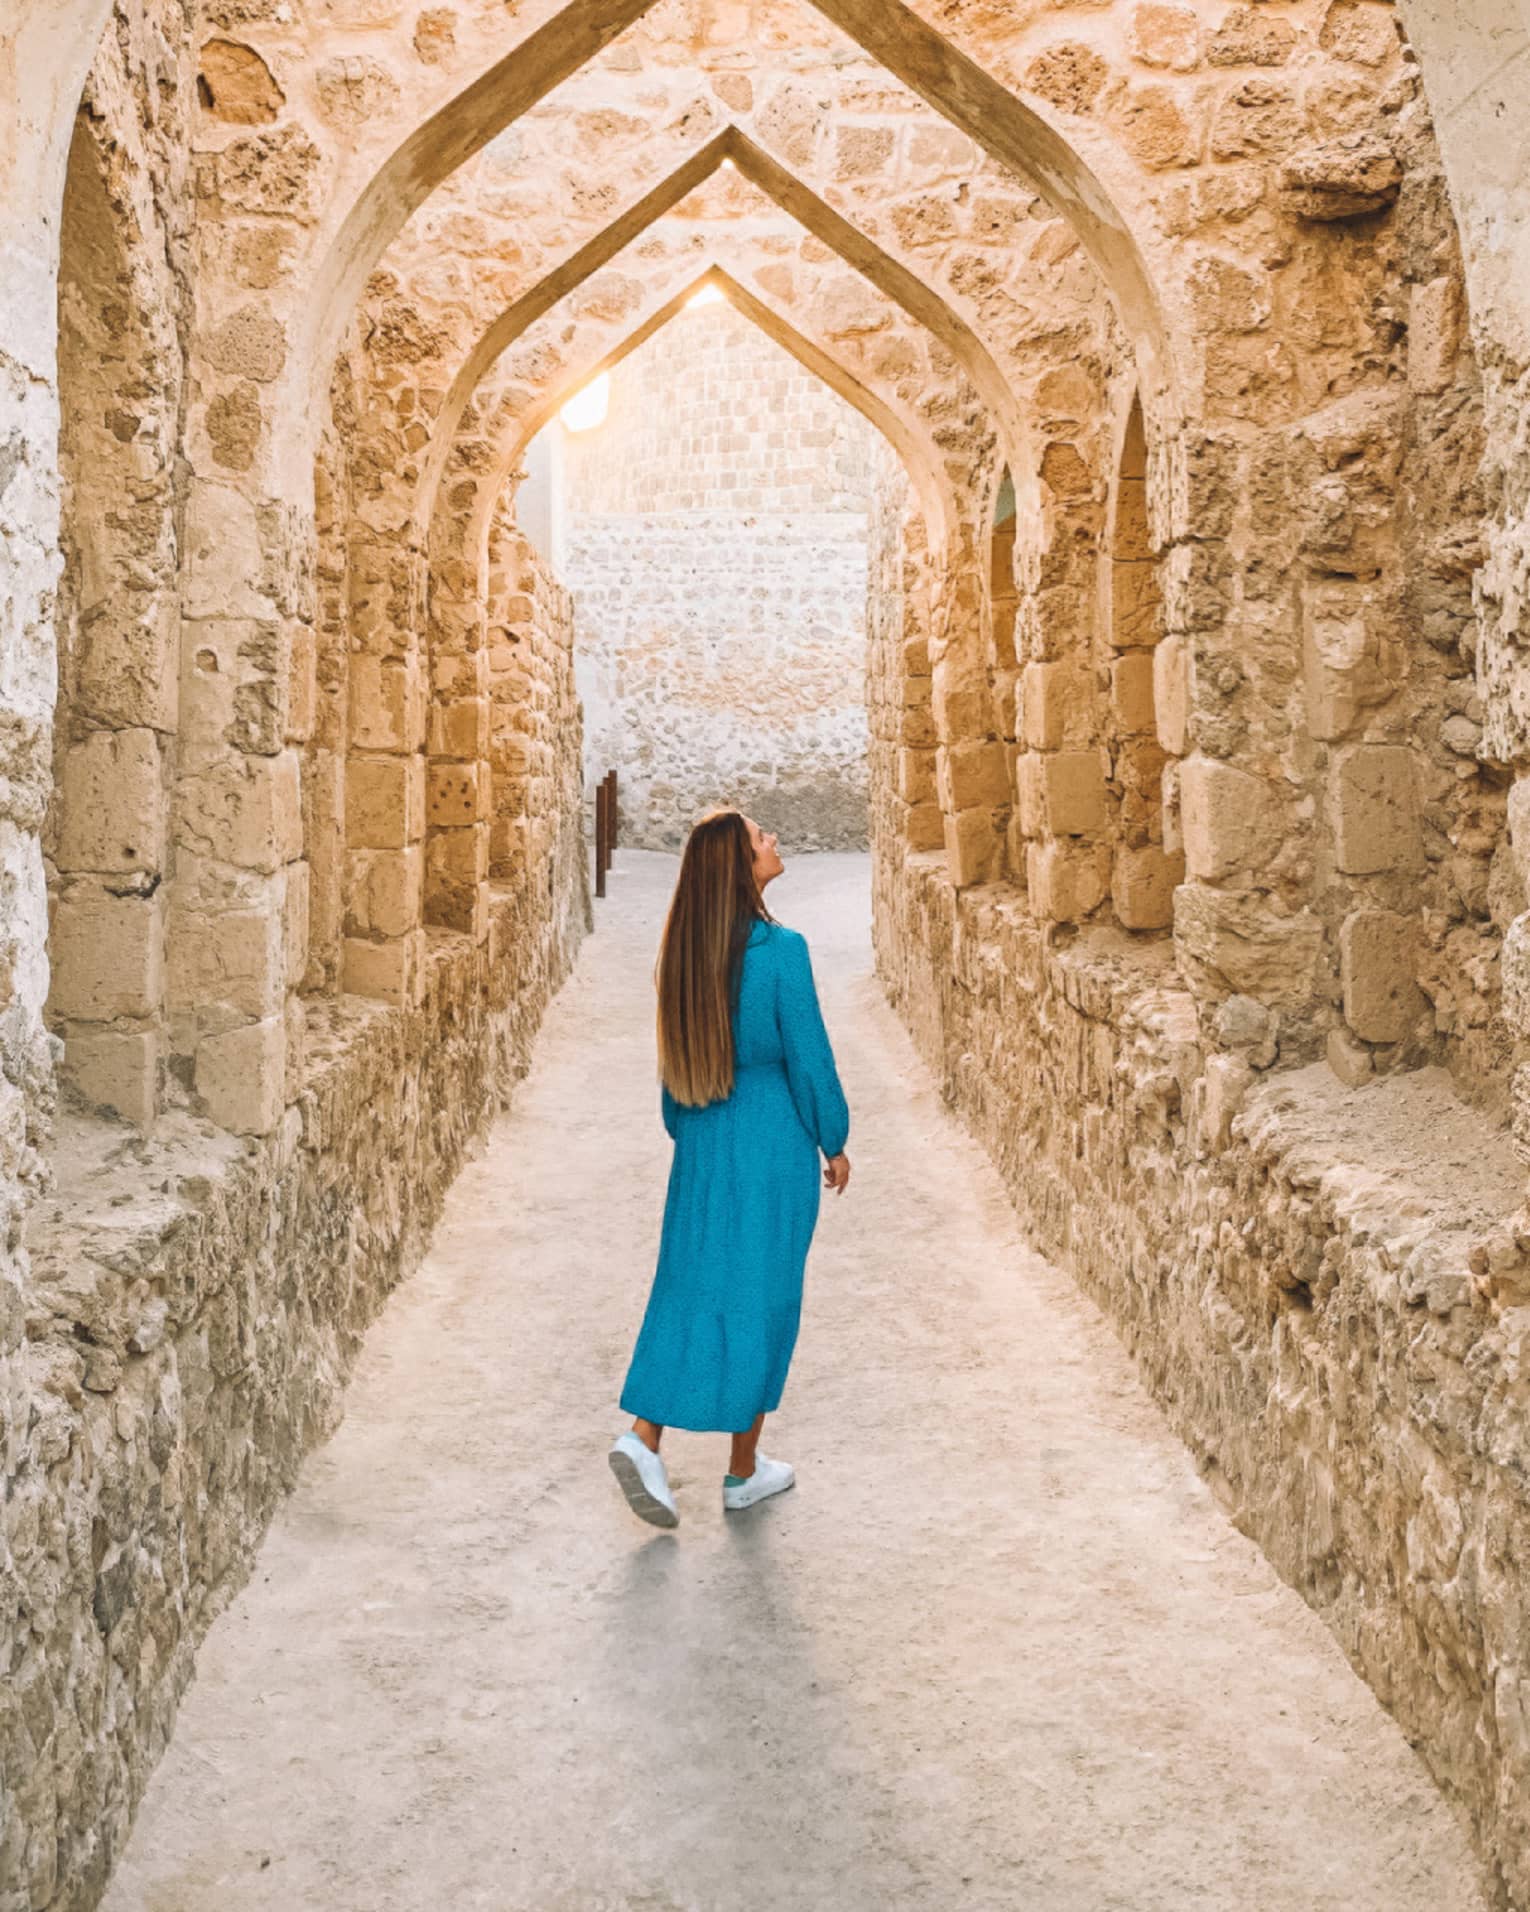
560;371;610;433
687;283;726;309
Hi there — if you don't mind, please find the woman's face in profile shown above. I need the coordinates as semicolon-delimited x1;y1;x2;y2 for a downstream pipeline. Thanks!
745;816;784;889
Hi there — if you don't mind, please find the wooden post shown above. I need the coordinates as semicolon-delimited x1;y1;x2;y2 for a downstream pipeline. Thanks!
594;778;607;899
604;769;618;864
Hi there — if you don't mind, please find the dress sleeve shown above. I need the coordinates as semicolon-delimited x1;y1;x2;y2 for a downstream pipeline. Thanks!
660;1083;680;1140
776;931;850;1159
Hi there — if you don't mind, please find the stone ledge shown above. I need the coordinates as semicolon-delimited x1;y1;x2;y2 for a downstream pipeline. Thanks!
874;839;1530;1908
5;868;586;1905
1237;1064;1524;1320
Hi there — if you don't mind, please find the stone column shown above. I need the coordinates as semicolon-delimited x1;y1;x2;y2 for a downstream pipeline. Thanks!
340;534;427;1006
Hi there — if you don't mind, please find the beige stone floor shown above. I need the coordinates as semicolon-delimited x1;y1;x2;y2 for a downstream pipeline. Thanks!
102;852;1487;1912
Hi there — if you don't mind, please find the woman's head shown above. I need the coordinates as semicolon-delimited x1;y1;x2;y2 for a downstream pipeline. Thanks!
656;809;780;1108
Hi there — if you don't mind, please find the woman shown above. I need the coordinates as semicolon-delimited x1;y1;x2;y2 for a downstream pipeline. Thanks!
609;810;851;1528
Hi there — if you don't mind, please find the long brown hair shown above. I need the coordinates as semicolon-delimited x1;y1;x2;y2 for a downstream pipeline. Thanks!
657;809;772;1107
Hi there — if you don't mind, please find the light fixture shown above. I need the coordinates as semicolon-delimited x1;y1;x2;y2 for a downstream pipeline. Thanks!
687;283;726;309
720;155;736;171
560;370;610;433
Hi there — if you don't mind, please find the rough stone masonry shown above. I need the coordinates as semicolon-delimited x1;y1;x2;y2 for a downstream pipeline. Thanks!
1;3;1530;1909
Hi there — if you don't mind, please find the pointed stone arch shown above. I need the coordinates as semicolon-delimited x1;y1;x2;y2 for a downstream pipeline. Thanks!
464;265;959;566
293;0;1169;461
413;264;950;954
411;129;1025;543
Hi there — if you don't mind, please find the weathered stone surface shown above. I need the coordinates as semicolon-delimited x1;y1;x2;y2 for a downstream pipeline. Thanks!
2;0;1526;1903
564;309;877;853
1174;884;1324;1007
1330;746;1423;876
1279;132;1403;220
197;40;284;125
1179;757;1280;883
1340;908;1424;1044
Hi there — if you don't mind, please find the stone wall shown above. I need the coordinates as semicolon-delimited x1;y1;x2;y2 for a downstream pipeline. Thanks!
0;545;588;1907
560;302;876;852
7;1;1530;1907
873;843;1530;1912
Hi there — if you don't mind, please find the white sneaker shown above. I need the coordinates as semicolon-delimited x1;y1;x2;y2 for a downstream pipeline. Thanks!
608;1432;679;1529
723;1453;795;1512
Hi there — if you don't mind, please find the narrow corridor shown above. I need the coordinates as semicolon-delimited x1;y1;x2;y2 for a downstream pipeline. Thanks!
102;855;1483;1912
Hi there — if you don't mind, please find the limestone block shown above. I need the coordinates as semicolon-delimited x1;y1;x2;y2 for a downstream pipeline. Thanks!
350;658;424;753
181;619;249;747
1300;578;1396;744
1279;131;1402;220
1208;7;1295;66
72;587;178;734
198;38;285;124
1041;750;1108;837
50;887;163;1023
1340;910;1423;1044
896;748;936;806
430;697;488;763
1196;1053;1255;1158
182;749;303;872
1174;884;1323;1006
347;754;426;850
1114;844;1183;930
1326;1026;1374;1089
1506;779;1530;900
196;1015;284;1135
1188;255;1273;333
931;661;988;743
285;993;306;1088
1330;746;1422;875
1162;760;1184;856
427;764;483;828
343;929;425;1008
352;847;424;940
1180;757;1280;882
1501;912;1530;1039
1020;661;1081;751
1114;476;1153;562
205;307;288;383
1112;652;1157;737
283;861;310;990
1154;635;1189;756
937;741;1009;812
1409;276;1464;396
1110;560;1161;651
167;907;284;1023
1128;4;1202;71
1028;840;1110;922
427;824;490;886
944;807;1002;889
1016;751;1046;839
56;729;166;874
287;624;317;744
183;481;275;621
1160;541;1230;634
1215;994;1279;1067
62;1030;159;1127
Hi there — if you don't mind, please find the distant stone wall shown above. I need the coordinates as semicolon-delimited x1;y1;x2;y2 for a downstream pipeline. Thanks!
561;303;875;853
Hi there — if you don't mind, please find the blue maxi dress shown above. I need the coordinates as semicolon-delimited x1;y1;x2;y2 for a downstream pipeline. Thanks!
620;920;851;1433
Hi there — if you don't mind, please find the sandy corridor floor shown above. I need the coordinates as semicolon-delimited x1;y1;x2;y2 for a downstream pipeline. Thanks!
102;852;1485;1912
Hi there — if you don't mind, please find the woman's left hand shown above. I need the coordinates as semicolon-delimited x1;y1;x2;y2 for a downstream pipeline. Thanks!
824;1153;851;1195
